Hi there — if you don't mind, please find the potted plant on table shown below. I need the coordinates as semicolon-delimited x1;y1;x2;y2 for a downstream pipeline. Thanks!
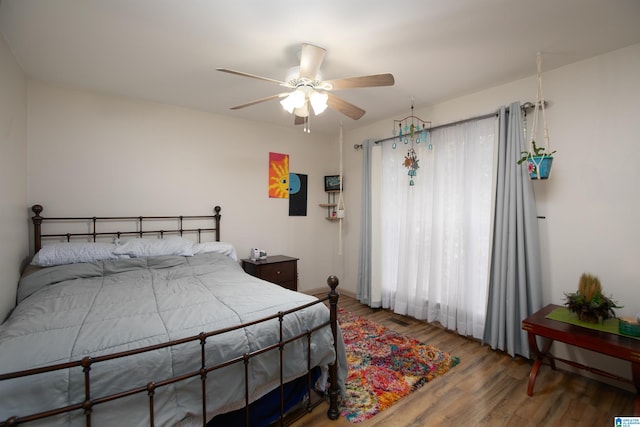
517;140;556;180
564;273;621;323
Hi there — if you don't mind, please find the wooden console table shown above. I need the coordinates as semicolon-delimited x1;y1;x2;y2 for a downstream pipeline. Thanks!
522;304;640;414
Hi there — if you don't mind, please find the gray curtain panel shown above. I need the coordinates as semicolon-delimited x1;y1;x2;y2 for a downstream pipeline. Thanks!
483;101;543;358
356;139;375;306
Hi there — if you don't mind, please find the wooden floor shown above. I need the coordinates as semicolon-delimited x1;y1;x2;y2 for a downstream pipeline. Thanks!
291;294;635;427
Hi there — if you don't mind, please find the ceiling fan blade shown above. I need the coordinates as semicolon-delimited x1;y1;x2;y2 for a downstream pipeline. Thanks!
216;68;289;87
326;93;366;120
229;93;288;110
299;43;326;81
324;73;395;90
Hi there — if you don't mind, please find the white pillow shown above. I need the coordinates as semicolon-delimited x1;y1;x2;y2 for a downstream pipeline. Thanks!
193;241;238;261
31;242;125;267
113;236;195;258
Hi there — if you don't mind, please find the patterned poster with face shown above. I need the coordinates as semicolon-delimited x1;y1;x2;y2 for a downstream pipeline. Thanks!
268;152;289;198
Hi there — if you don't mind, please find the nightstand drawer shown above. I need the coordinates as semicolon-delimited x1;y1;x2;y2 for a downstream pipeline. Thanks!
259;262;295;284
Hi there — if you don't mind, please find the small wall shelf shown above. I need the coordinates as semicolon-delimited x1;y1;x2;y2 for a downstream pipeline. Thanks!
319;190;341;220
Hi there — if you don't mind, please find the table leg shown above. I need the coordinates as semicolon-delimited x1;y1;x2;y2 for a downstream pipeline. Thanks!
632;361;640;415
542;339;555;371
528;358;542;396
527;332;554;396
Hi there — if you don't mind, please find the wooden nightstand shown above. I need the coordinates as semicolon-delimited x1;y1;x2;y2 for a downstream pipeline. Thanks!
241;255;299;291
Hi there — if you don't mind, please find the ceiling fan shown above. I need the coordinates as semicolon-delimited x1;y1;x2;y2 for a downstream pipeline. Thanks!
217;43;394;130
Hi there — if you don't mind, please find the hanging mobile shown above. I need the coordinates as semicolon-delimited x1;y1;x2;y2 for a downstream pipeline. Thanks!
392;98;431;186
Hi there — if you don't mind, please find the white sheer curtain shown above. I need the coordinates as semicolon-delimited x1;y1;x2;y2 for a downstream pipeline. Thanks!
380;117;496;339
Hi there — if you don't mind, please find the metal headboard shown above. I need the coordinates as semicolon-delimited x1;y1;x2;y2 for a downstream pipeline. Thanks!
31;204;222;253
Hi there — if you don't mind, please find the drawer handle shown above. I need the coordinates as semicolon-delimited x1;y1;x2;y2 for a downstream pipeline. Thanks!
276;271;281;274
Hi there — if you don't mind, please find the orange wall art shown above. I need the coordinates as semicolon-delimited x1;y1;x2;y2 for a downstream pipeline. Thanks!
269;152;289;198
268;152;307;216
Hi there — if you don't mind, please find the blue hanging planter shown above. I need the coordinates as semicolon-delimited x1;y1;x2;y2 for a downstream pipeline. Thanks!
527;156;553;180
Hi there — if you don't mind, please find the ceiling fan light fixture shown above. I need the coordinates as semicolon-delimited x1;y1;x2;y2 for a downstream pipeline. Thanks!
280;89;306;113
294;103;309;118
310;90;328;115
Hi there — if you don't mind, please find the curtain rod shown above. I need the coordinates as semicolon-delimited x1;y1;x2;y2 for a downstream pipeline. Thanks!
354;101;545;149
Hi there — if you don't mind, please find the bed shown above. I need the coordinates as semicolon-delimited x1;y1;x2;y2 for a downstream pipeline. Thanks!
0;205;345;426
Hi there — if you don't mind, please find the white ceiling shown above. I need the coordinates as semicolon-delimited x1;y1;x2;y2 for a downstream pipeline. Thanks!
2;0;640;135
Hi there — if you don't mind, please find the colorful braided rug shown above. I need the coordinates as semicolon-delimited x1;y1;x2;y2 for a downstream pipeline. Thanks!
338;308;460;423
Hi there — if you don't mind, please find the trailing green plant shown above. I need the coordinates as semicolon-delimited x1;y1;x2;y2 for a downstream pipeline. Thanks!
564;273;621;323
517;140;556;165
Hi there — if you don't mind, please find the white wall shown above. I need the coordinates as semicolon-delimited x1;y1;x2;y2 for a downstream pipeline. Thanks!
27;81;342;294
340;43;640;386
0;34;28;321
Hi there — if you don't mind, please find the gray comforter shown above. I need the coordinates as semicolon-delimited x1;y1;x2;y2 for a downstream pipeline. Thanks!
0;253;345;426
